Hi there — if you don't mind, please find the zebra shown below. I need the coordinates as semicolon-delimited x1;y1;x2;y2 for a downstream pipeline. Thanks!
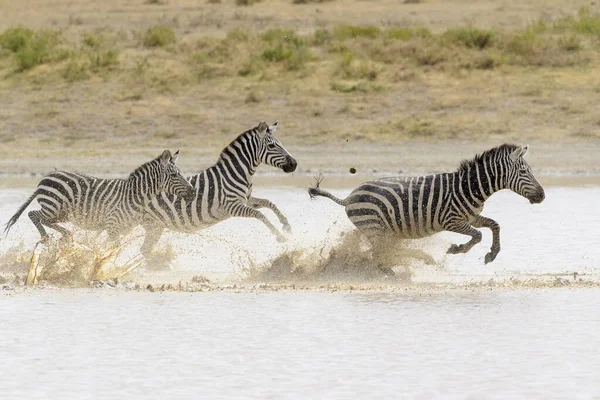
140;121;297;260
4;150;195;245
308;144;545;266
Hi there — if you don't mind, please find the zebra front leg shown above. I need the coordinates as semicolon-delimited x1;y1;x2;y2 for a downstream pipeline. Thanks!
140;225;164;259
472;214;500;264
229;204;287;242
247;196;291;233
445;222;482;255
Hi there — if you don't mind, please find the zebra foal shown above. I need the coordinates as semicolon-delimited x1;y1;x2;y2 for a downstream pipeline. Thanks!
140;121;297;259
309;144;545;265
4;150;195;245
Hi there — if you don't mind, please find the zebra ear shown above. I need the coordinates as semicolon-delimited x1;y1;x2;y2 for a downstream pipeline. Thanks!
268;120;279;134
171;150;180;164
510;146;523;162
257;121;269;138
160;150;172;165
520;144;529;158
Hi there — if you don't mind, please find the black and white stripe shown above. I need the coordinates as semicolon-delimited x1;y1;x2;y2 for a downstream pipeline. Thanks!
140;121;297;257
309;144;545;264
4;150;195;243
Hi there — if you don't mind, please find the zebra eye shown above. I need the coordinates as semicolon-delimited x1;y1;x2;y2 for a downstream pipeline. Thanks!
267;143;277;150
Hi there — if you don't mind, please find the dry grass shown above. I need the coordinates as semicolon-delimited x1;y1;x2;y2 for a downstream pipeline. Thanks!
0;1;599;174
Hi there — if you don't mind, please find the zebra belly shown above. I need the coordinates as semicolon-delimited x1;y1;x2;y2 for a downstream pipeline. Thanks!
145;193;225;232
345;179;445;239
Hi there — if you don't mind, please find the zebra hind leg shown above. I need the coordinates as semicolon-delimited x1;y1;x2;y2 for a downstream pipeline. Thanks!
364;230;398;277
42;222;73;246
445;222;482;255
471;215;501;264
28;210;51;243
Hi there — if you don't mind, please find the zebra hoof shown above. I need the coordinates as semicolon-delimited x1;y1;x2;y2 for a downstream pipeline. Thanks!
283;224;292;234
447;244;463;254
276;235;288;243
59;235;73;247
484;252;497;264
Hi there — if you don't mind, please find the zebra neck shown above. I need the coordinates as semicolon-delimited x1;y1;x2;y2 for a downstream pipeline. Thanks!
457;164;490;208
126;168;159;209
217;141;260;187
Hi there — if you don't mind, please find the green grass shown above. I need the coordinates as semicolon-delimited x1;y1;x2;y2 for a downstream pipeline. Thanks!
385;27;431;41
142;26;176;47
333;25;381;40
443;26;494;49
0;27;34;52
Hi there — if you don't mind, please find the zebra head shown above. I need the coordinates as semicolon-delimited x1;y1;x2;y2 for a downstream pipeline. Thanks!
158;150;195;200
256;121;297;173
506;145;545;204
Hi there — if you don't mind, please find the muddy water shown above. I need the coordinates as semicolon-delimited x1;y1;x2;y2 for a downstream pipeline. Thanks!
1;179;599;398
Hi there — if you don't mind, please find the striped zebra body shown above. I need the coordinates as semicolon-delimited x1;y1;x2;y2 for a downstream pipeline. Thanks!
140;121;297;257
4;150;195;243
309;144;545;264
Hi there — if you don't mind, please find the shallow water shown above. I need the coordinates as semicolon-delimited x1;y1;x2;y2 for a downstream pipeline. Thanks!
2;182;598;283
1;288;600;399
1;181;600;398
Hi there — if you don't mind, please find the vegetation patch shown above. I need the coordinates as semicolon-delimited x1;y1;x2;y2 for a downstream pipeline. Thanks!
142;26;176;47
0;7;598;87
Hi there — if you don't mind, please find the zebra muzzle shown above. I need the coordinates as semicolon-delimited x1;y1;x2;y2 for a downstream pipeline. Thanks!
282;157;297;173
528;189;545;204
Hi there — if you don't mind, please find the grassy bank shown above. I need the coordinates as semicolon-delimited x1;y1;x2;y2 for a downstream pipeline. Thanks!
1;8;599;88
0;3;599;166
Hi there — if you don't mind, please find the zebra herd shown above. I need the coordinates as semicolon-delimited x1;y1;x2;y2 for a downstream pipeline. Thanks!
4;121;545;283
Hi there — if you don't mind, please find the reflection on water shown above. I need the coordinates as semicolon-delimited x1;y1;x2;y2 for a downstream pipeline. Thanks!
1;289;599;399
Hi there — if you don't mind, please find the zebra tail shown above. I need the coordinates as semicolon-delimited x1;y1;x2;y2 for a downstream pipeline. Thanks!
4;190;39;235
308;175;351;207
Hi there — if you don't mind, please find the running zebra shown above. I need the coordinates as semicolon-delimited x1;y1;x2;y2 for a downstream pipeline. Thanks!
140;121;297;258
308;144;545;264
4;150;195;244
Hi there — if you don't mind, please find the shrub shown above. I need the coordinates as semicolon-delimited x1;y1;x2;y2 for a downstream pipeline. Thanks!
15;30;62;70
558;35;582;52
238;56;264;76
333;25;381;40
313;29;331;45
90;50;119;70
292;0;332;3
563;7;600;36
262;28;301;46
143;26;176;47
63;60;89;82
82;33;103;49
262;44;292;62
385;27;431;41
236;0;262;5
0;27;34;52
444;26;494;49
503;31;538;57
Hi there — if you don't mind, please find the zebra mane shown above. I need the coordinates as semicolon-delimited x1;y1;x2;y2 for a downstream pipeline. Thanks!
218;125;261;157
128;155;161;179
457;143;519;173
